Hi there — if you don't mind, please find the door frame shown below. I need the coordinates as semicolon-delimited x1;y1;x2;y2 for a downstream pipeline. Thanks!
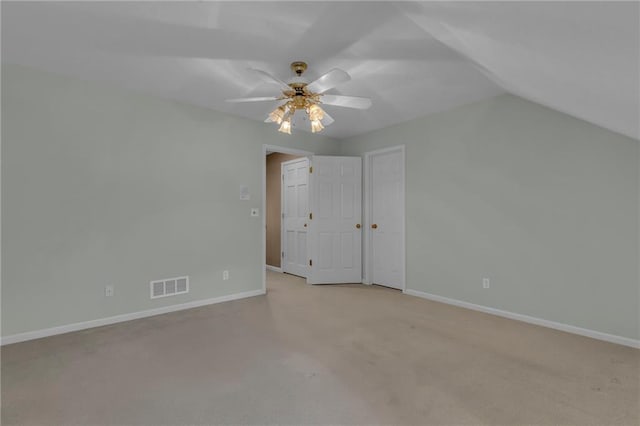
262;144;314;293
362;145;406;291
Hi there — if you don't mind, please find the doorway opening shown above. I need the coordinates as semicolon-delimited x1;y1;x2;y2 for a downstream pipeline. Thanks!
262;147;369;290
262;145;313;293
265;153;303;273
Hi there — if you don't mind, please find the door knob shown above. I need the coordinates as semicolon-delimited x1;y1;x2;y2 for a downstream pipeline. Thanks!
304;223;307;227
371;224;378;229
356;224;361;229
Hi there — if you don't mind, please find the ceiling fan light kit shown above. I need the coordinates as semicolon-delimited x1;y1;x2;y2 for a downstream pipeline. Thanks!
278;117;292;135
226;61;372;135
269;105;286;124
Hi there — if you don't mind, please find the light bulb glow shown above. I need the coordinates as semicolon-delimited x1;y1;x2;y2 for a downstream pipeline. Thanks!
278;118;292;135
308;104;325;121
311;119;324;133
269;106;286;124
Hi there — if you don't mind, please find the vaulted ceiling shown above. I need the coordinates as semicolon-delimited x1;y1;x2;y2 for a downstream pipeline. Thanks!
2;1;638;140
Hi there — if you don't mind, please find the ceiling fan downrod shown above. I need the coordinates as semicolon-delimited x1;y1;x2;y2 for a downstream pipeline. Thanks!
290;61;308;77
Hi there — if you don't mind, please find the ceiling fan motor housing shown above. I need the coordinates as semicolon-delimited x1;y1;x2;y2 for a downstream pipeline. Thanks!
285;82;314;110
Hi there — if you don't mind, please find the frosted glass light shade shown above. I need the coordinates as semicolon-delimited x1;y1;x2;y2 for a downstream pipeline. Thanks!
278;118;292;134
311;119;324;133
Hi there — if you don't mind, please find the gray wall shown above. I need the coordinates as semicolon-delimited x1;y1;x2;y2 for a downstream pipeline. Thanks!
341;94;639;340
3;65;638;342
1;64;340;336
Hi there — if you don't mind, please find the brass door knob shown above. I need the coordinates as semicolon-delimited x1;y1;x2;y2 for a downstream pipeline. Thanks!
356;224;361;229
371;224;378;229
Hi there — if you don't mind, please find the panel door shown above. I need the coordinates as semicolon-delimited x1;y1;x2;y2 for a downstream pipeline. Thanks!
371;150;403;289
308;156;362;284
281;157;310;278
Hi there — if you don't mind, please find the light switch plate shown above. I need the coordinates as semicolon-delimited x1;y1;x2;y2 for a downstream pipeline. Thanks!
251;208;259;217
240;185;250;200
105;285;114;297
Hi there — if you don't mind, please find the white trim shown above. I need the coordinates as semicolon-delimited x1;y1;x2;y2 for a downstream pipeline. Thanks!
1;289;265;346
262;145;314;294
363;145;406;291
265;265;283;273
404;288;640;349
281;161;285;277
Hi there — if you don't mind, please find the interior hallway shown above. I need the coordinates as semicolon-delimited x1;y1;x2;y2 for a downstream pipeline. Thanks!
2;271;638;425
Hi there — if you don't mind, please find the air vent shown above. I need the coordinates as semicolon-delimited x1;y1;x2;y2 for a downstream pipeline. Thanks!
150;276;189;299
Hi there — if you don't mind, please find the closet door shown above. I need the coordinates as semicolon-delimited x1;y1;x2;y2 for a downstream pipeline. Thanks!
370;149;403;289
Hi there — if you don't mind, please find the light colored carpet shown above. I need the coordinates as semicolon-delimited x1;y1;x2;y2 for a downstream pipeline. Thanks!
2;271;638;425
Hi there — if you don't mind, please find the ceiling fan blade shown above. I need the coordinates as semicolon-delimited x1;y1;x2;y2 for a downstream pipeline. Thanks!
225;96;280;103
306;68;351;94
249;68;291;91
322;111;335;126
321;94;372;110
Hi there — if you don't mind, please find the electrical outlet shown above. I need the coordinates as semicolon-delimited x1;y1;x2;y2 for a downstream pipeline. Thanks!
223;270;229;280
482;278;490;289
105;285;114;297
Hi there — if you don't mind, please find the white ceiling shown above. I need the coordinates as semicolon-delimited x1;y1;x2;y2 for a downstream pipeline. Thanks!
2;1;638;140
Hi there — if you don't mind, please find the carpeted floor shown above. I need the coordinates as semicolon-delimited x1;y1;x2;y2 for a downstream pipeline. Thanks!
2;271;639;425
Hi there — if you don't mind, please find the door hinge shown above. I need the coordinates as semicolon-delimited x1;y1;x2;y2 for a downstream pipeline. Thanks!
309;259;312;266
309;212;313;220
309;166;313;173
282;251;284;258
282;212;284;219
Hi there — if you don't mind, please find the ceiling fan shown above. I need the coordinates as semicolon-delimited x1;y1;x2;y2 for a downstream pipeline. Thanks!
225;61;372;135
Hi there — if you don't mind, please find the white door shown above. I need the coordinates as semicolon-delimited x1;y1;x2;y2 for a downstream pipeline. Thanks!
308;156;362;284
370;149;404;289
281;157;310;278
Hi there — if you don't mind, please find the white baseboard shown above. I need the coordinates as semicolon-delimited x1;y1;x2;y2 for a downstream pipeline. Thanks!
1;289;266;346
404;289;640;349
265;265;283;273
